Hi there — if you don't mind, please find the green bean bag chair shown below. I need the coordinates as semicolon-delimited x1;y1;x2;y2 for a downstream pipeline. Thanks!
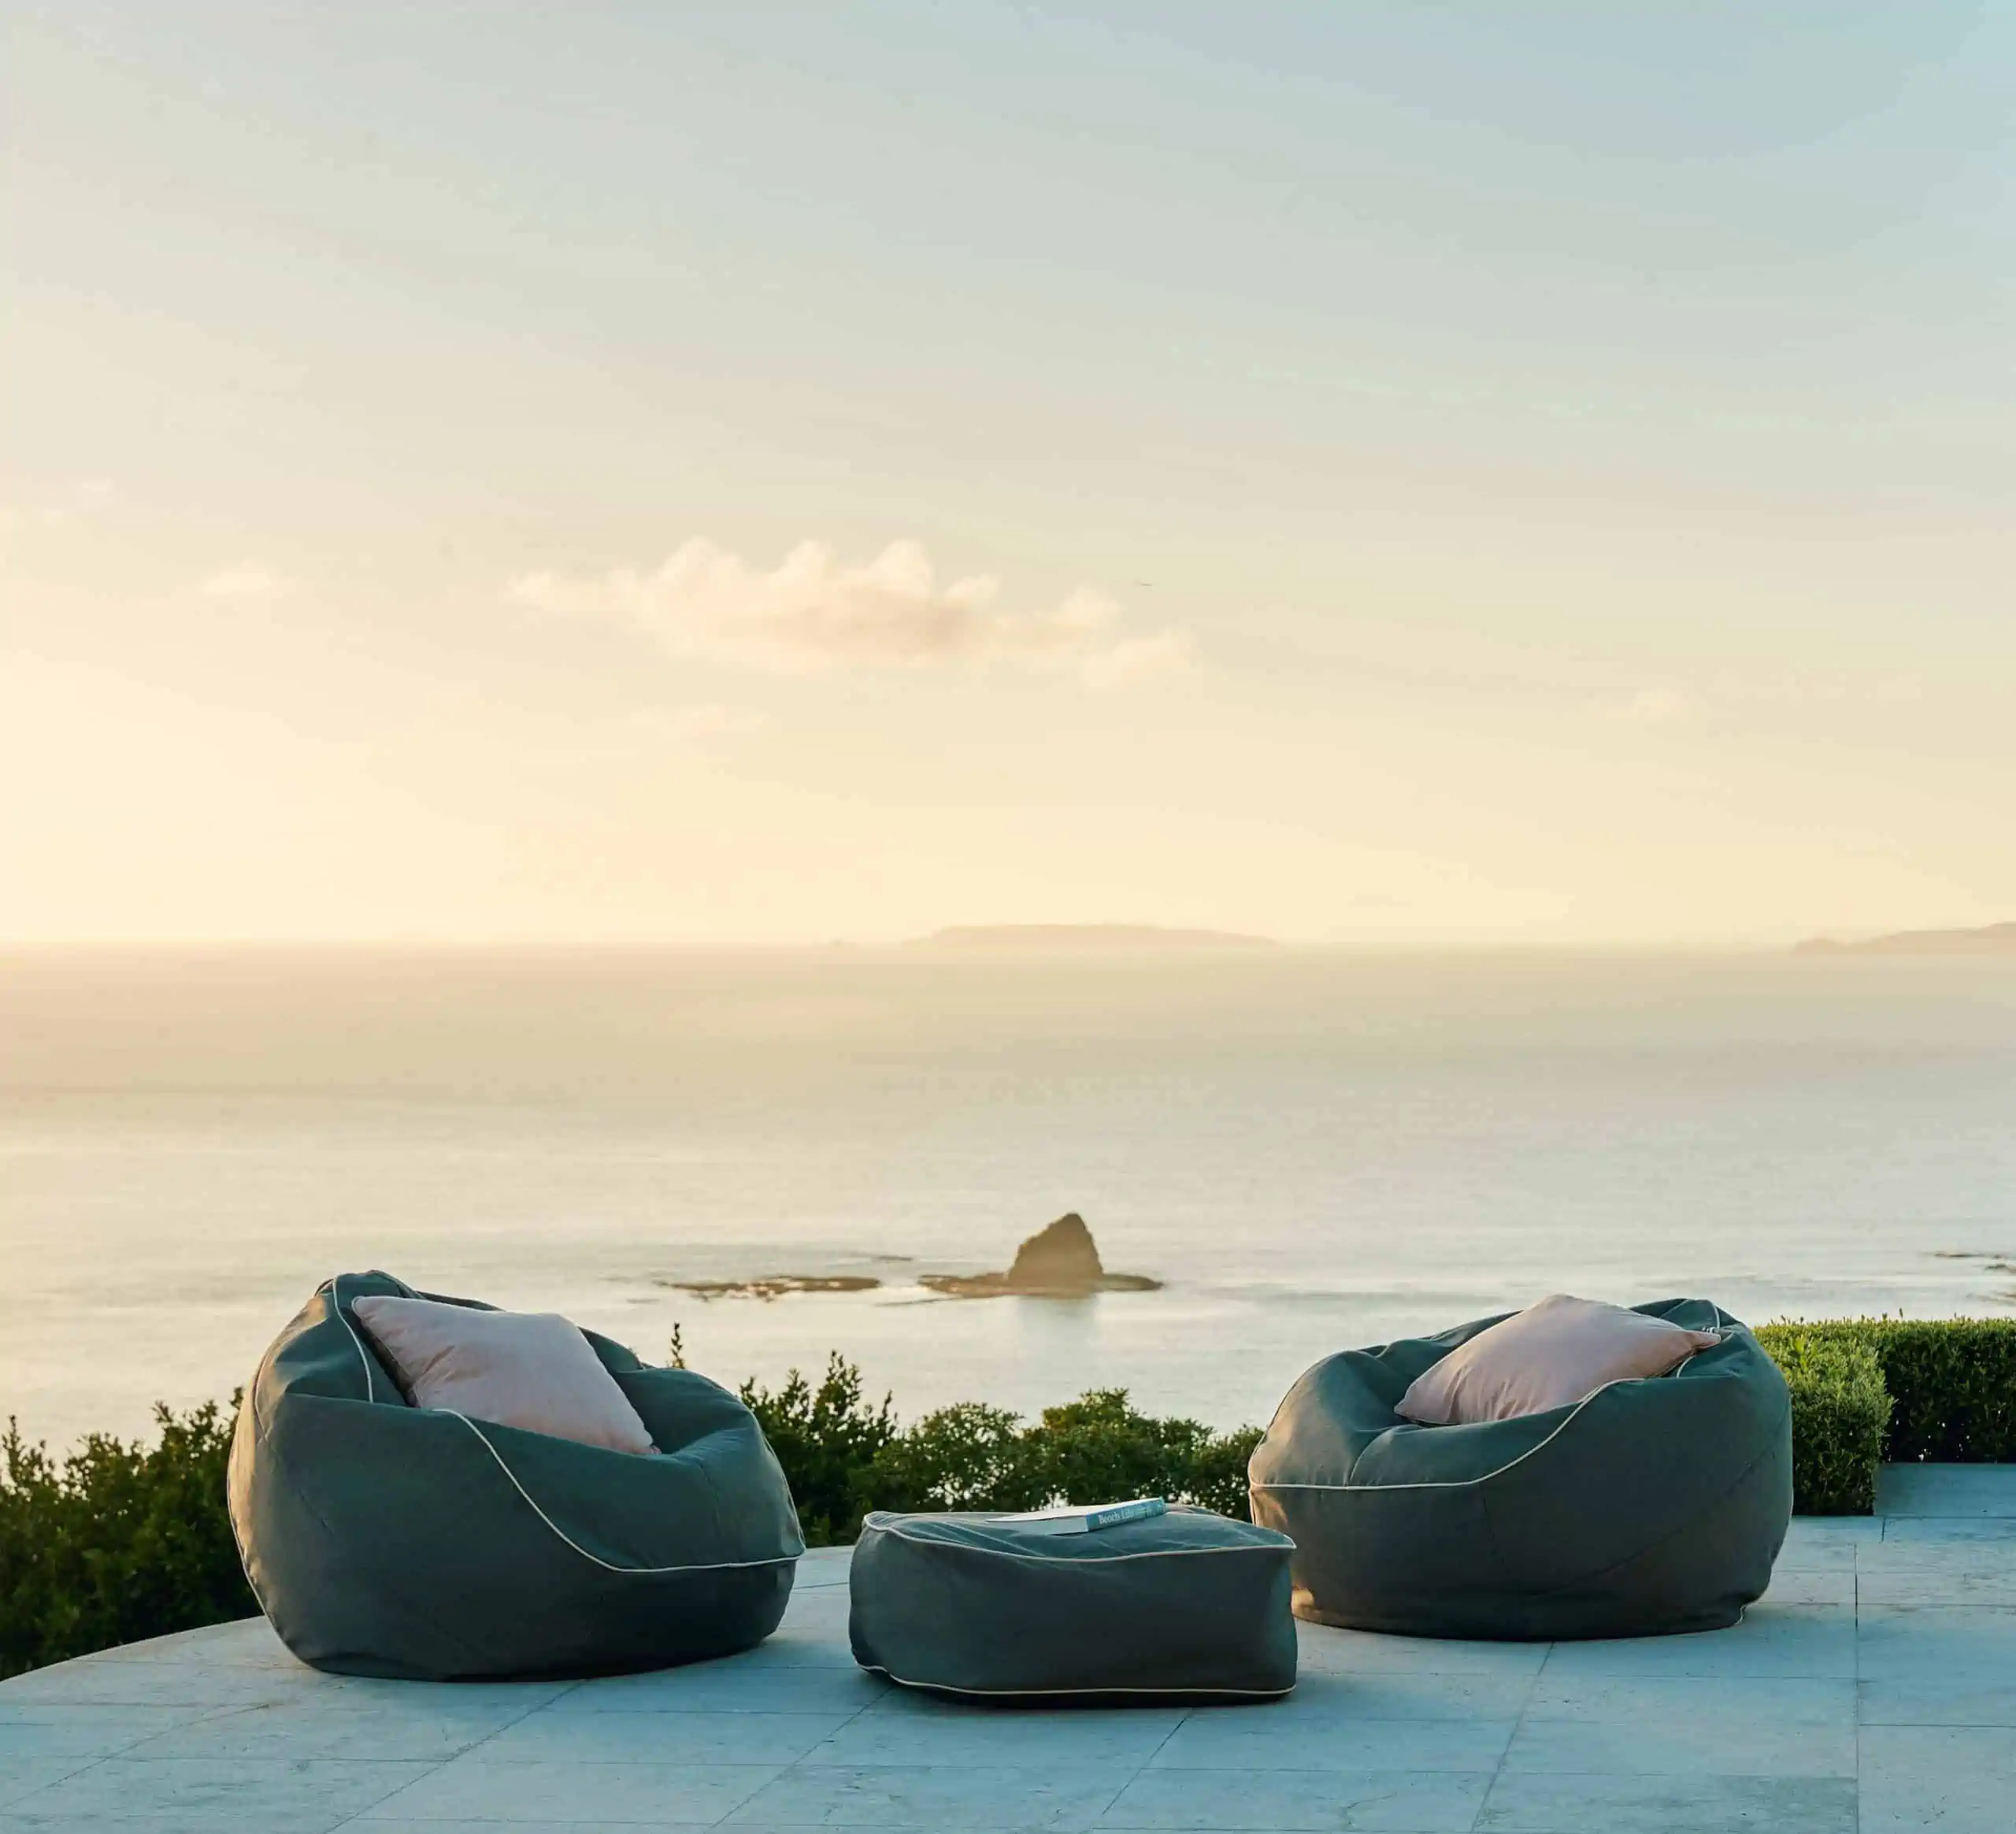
229;1272;803;1679
850;1505;1298;1699
1247;1299;1791;1639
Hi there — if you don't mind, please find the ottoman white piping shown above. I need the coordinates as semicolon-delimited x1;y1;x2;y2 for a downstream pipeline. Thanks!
857;1517;1292;1564
862;1663;1295;1700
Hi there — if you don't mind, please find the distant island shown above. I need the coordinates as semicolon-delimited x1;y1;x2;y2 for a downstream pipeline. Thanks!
660;1213;1161;1302
1795;921;2016;956
909;924;1275;953
918;1212;1162;1299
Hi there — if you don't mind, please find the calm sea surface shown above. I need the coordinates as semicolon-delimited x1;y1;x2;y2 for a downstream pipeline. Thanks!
5;947;2014;1447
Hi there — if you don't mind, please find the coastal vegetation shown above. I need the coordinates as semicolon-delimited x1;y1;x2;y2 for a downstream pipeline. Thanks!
6;1317;2013;1676
1;1401;253;1681
1755;1317;2016;1511
737;1354;1257;1543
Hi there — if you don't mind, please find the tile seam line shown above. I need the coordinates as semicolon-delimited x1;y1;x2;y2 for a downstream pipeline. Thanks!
1852;1533;1862;1834
0;1749;99;1817
732;1655;895;1828
1473;1628;1551;1834
1099;1696;1201;1822
317;1674;587;1832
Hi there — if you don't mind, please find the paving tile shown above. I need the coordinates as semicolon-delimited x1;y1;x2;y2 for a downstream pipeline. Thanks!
1876;1465;2016;1518
1514;1675;1856;1773
1292;1625;1550;1677
808;1699;1184;1768
1880;1516;2016;1545
358;1754;784;1823
298;1674;575;1711
9;1755;433;1825
1502;1709;1854;1777
1536;1605;1855;1680
480;1706;850;1764
1529;1670;1849;1715
1859;1724;2016;1833
1759;1569;1856;1606
793;1548;854;1590
1247;1669;1535;1721
0;1658;327;1710
355;1826;714;1834
726;1761;1135;1828
1784;1517;1884;1546
548;1661;888;1714
83;1617;279;1667
0;1706;223;1759
0;1811;361;1834
1859;1677;2016;1725
0;1757;97;1810
1477;1770;1856;1832
1096;1764;1490;1831
123;1694;550;1762
1856;1605;2016;1680
1775;1519;1880;1571
1148;1710;1514;1774
728;1635;863;1671
777;1582;855;1622
1855;1565;2016;1606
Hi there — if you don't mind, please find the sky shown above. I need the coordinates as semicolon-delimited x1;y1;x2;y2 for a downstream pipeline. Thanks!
3;1;2012;947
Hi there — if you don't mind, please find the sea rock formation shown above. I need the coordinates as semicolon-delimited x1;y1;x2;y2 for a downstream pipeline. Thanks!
920;1213;1162;1299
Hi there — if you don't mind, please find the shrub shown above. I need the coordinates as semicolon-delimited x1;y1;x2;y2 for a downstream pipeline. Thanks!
739;1354;902;1546
0;1401;254;1681
1847;1319;2016;1464
1754;1326;1891;1514
740;1359;1264;1544
873;1388;1262;1525
868;1401;1038;1515
1014;1391;1262;1524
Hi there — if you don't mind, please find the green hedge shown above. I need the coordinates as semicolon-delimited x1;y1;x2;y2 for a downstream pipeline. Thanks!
738;1353;1261;1546
0;1402;255;1681
1753;1326;1891;1514
1756;1317;2016;1514
1847;1319;2016;1462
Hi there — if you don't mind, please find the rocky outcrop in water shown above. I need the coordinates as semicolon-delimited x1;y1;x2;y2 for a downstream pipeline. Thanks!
920;1213;1162;1299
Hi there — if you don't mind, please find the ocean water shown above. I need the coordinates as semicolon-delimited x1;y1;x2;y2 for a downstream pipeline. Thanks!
5;946;2014;1448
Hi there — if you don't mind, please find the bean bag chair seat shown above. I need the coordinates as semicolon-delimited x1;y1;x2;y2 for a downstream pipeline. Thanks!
849;1505;1298;1700
229;1271;804;1679
1247;1299;1791;1640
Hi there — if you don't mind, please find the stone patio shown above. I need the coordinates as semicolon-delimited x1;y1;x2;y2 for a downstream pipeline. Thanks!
3;1465;2014;1832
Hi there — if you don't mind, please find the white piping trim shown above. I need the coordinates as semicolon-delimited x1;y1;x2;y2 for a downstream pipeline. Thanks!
858;1514;1292;1565
324;1274;380;1404
447;1412;805;1574
862;1663;1295;1700
321;1275;804;1575
1251;1312;1742;1497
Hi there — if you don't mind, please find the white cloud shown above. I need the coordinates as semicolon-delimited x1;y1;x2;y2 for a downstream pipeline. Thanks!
198;564;294;602
509;538;1191;682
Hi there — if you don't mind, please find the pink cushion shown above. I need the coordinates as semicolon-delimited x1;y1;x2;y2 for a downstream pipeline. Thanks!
351;1295;657;1454
1395;1293;1724;1427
